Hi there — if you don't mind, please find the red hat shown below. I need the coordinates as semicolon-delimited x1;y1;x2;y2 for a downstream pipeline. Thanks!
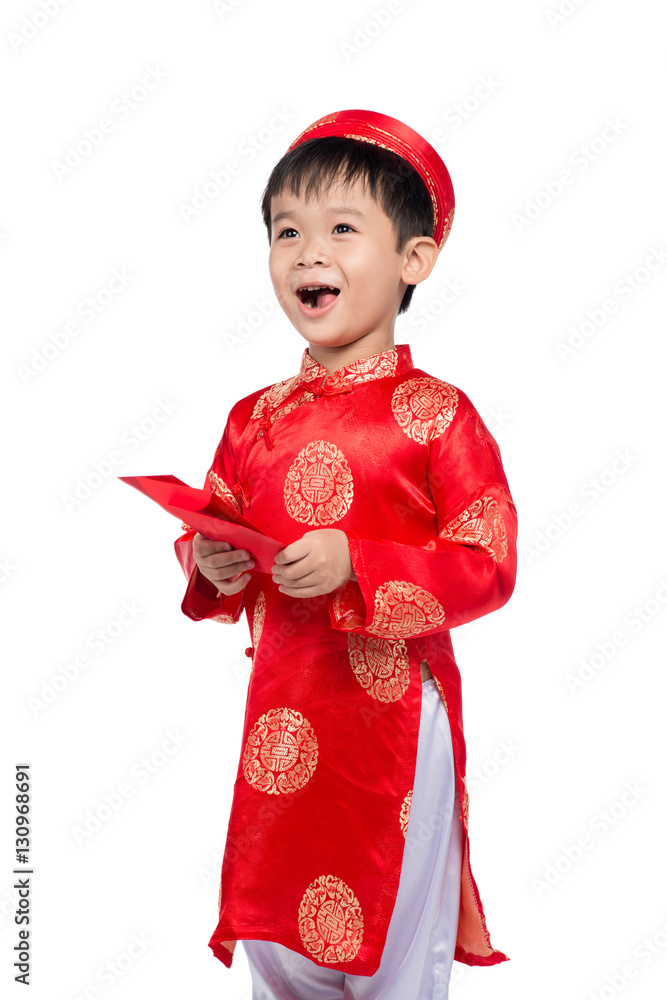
285;109;455;250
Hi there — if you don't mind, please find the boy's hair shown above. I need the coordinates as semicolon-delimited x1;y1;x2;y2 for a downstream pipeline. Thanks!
260;136;435;315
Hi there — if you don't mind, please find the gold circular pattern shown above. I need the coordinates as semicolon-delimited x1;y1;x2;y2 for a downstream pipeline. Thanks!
391;377;459;445
367;581;446;639
440;496;508;563
347;634;410;702
284;440;354;526
298;874;364;963
208;470;242;512
252;591;266;650
399;790;412;838
242;708;318;795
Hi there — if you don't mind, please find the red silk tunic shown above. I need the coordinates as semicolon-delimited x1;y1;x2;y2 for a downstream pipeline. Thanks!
174;342;518;975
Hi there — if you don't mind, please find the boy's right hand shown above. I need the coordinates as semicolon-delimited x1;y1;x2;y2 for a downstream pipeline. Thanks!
192;533;255;596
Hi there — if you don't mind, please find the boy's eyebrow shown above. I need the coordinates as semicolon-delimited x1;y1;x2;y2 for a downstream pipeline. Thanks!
271;205;366;225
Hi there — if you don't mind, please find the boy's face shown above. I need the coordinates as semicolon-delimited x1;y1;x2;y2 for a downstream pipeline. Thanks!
268;175;417;356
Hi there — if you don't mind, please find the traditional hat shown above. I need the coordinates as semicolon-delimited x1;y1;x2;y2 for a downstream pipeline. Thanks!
285;109;455;250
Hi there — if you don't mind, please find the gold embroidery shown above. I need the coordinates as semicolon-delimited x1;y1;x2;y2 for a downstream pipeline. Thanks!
242;708;318;795
180;521;194;532
299;347;398;390
298;875;364;963
252;591;266;650
399;790;412;838
460;775;470;829
210;610;240;624
251;375;315;424
284;440;354;525
440;496;508;563
367;581;446;638
432;675;449;713
208;470;242;512
391;377;458;445
347;634;409;702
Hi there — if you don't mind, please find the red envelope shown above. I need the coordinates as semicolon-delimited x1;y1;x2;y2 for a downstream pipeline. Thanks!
118;474;283;574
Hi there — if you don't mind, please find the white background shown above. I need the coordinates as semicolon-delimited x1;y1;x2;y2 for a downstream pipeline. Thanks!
2;1;666;998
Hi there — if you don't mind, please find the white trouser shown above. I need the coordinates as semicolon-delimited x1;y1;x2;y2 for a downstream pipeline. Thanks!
241;677;463;1000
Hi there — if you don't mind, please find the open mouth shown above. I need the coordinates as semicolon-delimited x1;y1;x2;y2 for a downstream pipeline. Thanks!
296;285;340;310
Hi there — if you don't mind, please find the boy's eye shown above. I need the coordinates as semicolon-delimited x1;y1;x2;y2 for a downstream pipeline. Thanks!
276;224;355;240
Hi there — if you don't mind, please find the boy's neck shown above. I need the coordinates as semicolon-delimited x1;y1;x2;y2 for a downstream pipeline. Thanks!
306;334;396;374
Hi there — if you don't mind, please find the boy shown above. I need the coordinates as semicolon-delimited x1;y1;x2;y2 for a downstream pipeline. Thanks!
174;109;518;999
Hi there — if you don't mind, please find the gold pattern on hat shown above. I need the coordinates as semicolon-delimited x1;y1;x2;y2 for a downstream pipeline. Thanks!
298;875;364;963
284;440;354;525
242;708;318;795
391;378;459;445
368;580;446;638
347;634;410;702
440;495;508;563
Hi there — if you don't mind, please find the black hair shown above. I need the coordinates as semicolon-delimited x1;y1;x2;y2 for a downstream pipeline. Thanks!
259;136;434;315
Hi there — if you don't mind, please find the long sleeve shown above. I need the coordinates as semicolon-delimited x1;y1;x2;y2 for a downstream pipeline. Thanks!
327;391;518;638
174;413;247;624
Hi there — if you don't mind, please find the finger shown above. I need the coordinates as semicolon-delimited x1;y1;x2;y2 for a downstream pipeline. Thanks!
278;583;324;598
216;573;250;596
206;550;254;572
194;534;232;556
274;537;307;565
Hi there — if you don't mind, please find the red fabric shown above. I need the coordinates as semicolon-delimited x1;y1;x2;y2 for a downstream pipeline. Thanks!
285;109;455;250
174;344;517;975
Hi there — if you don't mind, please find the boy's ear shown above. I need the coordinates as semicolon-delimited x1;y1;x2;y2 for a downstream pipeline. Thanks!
401;236;439;287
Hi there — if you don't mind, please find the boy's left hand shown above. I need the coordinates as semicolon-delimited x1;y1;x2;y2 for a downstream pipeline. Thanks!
271;529;358;598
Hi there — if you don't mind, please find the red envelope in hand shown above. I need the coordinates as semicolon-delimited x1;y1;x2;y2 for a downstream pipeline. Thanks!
118;474;283;574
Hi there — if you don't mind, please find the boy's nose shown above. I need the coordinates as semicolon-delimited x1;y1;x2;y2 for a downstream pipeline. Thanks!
297;245;330;267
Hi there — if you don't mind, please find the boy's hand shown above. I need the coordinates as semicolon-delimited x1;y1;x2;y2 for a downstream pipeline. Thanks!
271;529;357;598
192;533;255;597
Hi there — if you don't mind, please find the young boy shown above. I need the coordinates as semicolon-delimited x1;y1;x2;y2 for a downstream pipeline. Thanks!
174;109;518;999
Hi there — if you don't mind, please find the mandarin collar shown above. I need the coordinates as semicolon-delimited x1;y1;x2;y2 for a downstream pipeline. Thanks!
298;343;414;390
